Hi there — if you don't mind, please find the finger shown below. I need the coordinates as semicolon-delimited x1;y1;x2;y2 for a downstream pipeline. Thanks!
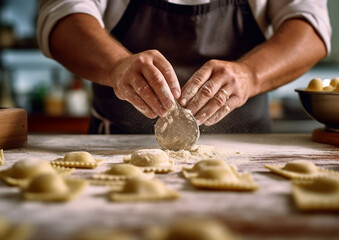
185;76;224;115
130;76;167;117
194;87;232;125
152;55;181;99
141;63;176;111
204;96;238;126
179;65;212;107
123;85;157;119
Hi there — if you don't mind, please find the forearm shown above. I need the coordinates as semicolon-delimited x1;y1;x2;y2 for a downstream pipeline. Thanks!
239;18;327;97
49;13;130;86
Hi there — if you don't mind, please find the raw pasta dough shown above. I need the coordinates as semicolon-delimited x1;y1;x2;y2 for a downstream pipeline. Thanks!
51;151;105;169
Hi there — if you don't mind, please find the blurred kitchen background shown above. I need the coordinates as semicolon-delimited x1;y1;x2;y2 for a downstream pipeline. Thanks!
0;0;338;134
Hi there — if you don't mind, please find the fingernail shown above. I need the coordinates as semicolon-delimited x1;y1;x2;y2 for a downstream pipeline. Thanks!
173;89;181;99
180;98;187;106
166;101;174;110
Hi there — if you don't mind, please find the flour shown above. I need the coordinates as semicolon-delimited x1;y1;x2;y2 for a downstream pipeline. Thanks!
164;145;230;164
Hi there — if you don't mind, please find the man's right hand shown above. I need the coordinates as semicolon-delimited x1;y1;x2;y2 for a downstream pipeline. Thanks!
110;50;181;119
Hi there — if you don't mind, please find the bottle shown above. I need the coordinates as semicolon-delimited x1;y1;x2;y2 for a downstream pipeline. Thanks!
65;75;89;116
44;69;65;116
0;71;15;108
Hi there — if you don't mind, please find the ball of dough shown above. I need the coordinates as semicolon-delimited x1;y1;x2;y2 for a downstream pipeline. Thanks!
122;178;168;195
9;159;56;179
306;78;323;91
322;86;334;91
63;152;94;163
197;167;237;181
330;77;339;88
105;164;143;177
130;149;169;167
26;174;69;194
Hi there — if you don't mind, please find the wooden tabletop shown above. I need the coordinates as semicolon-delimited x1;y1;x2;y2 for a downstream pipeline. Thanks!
0;134;338;240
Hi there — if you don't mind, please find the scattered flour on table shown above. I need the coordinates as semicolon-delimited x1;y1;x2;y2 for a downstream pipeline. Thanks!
165;145;237;164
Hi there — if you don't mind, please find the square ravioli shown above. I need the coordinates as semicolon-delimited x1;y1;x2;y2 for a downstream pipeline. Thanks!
21;173;87;202
0;149;4;165
265;160;338;180
90;163;154;186
0;159;74;187
292;175;339;211
123;149;174;173
109;178;179;202
51;151;105;169
0;216;33;240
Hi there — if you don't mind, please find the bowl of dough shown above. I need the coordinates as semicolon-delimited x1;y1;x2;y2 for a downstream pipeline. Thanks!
295;77;339;131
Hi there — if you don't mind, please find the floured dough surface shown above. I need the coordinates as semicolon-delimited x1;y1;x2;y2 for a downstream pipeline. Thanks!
292;175;339;211
22;173;87;202
0;149;4;165
265;160;338;180
0;159;74;186
147;218;237;240
186;160;258;191
124;149;173;173
90;164;154;185
71;229;138;240
0;216;33;240
109;178;179;202
51;151;105;169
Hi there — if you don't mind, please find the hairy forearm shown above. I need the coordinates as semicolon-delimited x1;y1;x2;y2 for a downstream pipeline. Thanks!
49;13;130;86
239;18;327;97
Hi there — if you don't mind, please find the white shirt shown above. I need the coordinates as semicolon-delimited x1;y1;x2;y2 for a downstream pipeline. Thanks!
37;0;331;58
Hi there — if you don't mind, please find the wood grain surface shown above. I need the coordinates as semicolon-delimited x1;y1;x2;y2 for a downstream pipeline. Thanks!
0;108;27;149
0;134;338;240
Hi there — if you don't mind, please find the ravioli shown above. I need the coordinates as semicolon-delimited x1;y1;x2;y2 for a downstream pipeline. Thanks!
190;166;259;191
90;164;154;186
109;178;179;202
292;175;339;211
22;173;87;202
0;159;74;186
0;149;4;165
264;160;337;179
51;151;105;169
147;218;237;240
182;159;229;178
123;149;173;173
0;216;32;240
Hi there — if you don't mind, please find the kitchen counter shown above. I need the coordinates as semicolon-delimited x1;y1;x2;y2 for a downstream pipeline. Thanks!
0;134;338;240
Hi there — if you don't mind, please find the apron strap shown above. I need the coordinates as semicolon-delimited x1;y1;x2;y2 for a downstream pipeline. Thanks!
91;108;112;134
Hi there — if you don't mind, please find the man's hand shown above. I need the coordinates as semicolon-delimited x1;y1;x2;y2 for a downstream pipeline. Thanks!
110;50;181;119
179;60;255;126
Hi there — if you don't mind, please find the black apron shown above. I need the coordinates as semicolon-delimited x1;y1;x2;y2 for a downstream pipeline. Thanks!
89;0;272;134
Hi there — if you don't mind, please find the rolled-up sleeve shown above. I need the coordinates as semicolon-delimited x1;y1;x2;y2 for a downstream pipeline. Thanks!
37;0;107;58
267;0;331;54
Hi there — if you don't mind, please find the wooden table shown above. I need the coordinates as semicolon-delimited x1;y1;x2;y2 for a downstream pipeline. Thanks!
0;134;338;240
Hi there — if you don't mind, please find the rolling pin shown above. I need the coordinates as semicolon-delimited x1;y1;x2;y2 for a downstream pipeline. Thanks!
0;108;27;149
